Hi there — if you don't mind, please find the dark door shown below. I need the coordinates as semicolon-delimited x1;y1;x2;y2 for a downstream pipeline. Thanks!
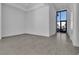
56;10;67;33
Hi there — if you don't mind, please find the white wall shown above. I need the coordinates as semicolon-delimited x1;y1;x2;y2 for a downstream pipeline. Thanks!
67;9;74;41
69;10;74;40
67;10;72;39
76;4;79;46
49;4;56;36
25;6;50;37
1;4;56;37
73;3;79;47
71;3;79;47
2;4;25;37
0;3;1;39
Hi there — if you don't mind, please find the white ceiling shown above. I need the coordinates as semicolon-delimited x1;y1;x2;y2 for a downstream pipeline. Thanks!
5;3;48;11
4;3;73;11
15;3;42;9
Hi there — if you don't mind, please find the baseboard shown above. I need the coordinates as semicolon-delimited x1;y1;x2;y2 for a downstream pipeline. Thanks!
66;33;71;40
1;33;50;38
25;33;49;38
72;40;79;47
0;37;1;40
49;32;56;37
1;32;57;39
2;33;25;38
72;43;79;47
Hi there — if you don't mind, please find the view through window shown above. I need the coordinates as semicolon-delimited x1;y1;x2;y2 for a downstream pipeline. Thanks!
56;10;67;33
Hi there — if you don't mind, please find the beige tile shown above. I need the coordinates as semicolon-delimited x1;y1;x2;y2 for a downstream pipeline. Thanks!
0;33;79;55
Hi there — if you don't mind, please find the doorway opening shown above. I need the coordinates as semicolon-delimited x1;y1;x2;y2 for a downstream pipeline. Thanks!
56;10;67;33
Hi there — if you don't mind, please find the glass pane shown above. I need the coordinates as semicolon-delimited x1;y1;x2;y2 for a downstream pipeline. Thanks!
57;22;60;32
57;22;60;29
57;12;60;22
61;11;66;21
61;22;66;31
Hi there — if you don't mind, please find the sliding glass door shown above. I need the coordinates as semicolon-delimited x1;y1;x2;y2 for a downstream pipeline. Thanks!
56;10;67;33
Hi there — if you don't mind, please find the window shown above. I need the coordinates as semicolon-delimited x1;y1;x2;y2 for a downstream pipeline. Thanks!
61;11;66;21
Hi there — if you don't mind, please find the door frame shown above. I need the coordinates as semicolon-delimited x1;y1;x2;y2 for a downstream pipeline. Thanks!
56;10;67;33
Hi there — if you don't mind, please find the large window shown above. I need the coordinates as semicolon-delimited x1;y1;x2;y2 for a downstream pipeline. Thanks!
56;10;67;33
57;12;60;22
61;11;66;21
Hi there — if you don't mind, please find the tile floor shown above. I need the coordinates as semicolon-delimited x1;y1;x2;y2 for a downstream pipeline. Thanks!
0;33;79;55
